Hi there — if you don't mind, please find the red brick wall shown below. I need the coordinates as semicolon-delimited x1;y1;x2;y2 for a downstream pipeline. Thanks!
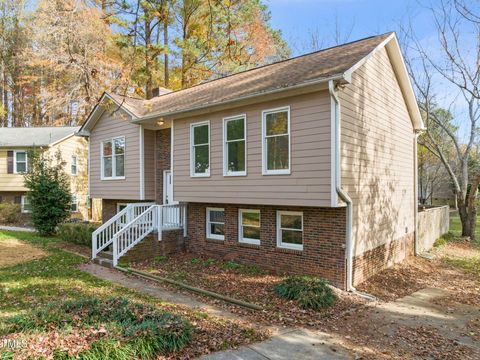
101;199;147;222
122;230;185;263
155;128;171;204
353;232;415;285
186;203;347;288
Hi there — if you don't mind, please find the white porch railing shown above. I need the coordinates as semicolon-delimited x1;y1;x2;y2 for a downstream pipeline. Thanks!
113;205;157;265
92;202;187;267
91;202;154;260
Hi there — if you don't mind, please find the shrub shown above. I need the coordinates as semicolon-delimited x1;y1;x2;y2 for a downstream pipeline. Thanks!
274;276;336;311
6;297;192;357
57;222;97;247
0;203;21;224
23;149;72;235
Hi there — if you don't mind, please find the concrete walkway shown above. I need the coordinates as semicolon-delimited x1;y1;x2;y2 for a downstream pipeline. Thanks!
201;328;353;360
0;225;35;232
79;263;240;320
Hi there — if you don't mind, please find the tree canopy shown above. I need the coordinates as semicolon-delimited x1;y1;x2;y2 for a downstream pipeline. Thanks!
0;0;290;127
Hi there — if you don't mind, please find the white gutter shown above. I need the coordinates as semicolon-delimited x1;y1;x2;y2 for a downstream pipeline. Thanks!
328;80;355;292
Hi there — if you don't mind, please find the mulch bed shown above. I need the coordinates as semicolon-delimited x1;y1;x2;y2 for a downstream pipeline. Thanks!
130;253;366;328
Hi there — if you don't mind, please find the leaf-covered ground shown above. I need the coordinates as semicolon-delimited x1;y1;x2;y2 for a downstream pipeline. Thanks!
0;230;267;359
130;253;365;328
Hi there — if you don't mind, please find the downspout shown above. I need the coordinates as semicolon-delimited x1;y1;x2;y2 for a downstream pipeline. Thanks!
328;80;355;292
413;130;421;256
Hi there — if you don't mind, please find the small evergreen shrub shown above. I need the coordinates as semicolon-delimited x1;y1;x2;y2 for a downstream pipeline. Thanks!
0;203;21;224
6;297;192;358
274;276;336;311
57;222;97;247
23;149;72;235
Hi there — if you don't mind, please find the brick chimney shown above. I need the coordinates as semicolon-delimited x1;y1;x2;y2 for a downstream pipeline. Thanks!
151;87;173;98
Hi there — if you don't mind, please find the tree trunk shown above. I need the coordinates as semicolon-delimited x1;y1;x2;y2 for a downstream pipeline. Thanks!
164;20;169;88
144;13;153;100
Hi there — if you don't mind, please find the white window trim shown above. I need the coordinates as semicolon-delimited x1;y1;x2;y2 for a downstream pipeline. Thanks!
239;209;260;245
71;195;78;213
261;106;291;175
116;202;128;212
223;114;247;177
21;195;31;214
13;150;28;174
206;207;225;240
71;155;78;176
101;136;126;180
190;121;211;177
276;210;303;250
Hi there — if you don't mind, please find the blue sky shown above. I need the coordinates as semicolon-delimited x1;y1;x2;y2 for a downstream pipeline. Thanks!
266;0;433;55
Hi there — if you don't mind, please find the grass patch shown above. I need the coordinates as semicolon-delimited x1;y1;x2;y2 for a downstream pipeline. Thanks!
0;230;265;359
3;297;192;357
274;276;336;311
443;256;480;276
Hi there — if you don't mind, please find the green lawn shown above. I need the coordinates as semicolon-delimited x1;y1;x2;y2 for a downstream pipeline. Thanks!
449;213;480;240
0;230;263;359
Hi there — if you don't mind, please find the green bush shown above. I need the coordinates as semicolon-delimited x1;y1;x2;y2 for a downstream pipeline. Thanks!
23;149;72;235
57;222;97;247
0;203;21;224
6;297;192;358
274;276;336;311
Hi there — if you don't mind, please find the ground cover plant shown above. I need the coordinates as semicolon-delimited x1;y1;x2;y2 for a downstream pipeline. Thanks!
3;297;192;359
274;276;336;310
0;230;266;359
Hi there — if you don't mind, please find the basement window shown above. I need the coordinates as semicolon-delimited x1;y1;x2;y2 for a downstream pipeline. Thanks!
206;207;224;240
276;211;303;250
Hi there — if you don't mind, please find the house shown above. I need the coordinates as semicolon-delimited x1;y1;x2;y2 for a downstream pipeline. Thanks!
0;127;93;220
79;32;424;290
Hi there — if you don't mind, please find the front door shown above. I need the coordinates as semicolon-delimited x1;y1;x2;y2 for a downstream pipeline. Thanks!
163;170;173;205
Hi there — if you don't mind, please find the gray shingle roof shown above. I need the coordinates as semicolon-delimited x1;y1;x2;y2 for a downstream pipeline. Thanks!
0;127;80;147
106;33;392;119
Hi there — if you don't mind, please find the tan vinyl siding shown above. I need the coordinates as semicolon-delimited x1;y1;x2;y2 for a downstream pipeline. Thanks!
340;46;415;256
143;129;155;200
49;135;89;220
0;148;28;192
173;92;332;206
90;108;141;200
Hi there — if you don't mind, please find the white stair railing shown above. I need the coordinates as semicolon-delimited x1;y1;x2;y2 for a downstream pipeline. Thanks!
112;205;157;266
92;202;154;260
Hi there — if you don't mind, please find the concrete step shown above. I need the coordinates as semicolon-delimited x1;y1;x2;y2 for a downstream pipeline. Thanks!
97;251;113;260
93;257;113;268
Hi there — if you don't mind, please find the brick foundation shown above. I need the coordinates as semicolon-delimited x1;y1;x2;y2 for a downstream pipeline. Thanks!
122;230;185;263
101;199;147;222
186;203;347;288
352;232;415;285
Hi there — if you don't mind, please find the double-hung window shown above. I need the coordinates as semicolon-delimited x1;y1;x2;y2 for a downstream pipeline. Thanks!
223;115;246;176
102;137;125;179
14;151;27;173
21;195;31;213
239;209;260;245
262;107;291;175
71;155;78;175
191;121;210;176
206;207;225;240
276;211;303;250
70;195;78;212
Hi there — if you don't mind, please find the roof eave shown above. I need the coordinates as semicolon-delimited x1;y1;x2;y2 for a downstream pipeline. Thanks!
79;92;141;136
132;73;347;123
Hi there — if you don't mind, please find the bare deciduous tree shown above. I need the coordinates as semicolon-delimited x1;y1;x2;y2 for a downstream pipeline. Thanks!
403;0;480;239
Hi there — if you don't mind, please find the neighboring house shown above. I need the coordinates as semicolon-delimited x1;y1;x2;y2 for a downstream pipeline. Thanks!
0;127;92;220
80;32;424;290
